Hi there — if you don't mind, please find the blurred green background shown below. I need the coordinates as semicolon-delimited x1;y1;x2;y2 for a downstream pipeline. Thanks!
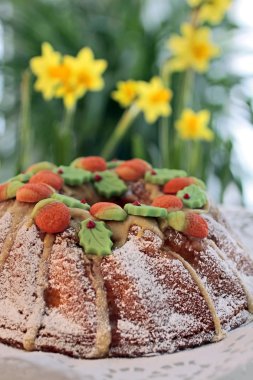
0;0;253;205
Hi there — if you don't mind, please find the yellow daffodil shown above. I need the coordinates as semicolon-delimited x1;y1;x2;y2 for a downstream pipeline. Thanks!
30;44;107;109
55;49;107;109
176;109;214;141
136;77;172;123
30;42;62;100
188;0;202;5
188;0;232;24
53;56;79;109
73;47;107;95
112;80;140;107
168;23;220;72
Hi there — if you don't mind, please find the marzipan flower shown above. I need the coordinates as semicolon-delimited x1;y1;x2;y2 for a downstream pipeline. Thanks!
168;23;220;72
136;77;173;123
112;80;140;107
176;109;214;141
188;0;232;25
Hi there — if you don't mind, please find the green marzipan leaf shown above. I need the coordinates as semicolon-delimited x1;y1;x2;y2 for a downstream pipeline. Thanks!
177;184;207;209
26;161;56;174
6;181;24;199
78;218;113;256
51;193;90;210
9;173;32;183
145;169;187;185
106;160;125;169
93;171;127;198
56;166;92;186
124;203;168;218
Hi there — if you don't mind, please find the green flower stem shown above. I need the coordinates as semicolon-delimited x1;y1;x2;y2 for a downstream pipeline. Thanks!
174;69;195;169
175;69;194;122
159;61;172;167
161;61;172;88
17;69;32;173
159;116;170;167
62;106;75;134
56;106;76;165
188;140;201;175
101;104;140;160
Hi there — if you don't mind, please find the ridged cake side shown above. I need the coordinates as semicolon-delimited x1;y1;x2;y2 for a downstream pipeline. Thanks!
0;201;252;358
101;226;215;357
0;205;43;348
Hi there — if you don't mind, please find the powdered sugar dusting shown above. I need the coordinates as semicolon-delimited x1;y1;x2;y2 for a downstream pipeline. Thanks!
204;214;253;296
0;203;252;359
197;241;249;331
164;225;250;332
241;273;253;295
36;228;98;358
101;226;214;357
0;223;43;345
0;212;12;252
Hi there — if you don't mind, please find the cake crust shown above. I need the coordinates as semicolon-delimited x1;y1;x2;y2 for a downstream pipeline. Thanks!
0;157;252;358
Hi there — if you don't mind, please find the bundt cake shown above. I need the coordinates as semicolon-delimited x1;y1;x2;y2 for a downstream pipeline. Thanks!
0;156;252;358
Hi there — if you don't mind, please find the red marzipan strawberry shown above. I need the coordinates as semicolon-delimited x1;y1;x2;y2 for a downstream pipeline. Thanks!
90;202;115;216
163;177;195;194
184;212;208;238
29;170;63;190
168;210;208;239
152;195;183;211
16;183;53;203
75;156;107;172
90;202;127;221
0;181;24;201
34;201;70;233
0;183;8;201
115;158;151;181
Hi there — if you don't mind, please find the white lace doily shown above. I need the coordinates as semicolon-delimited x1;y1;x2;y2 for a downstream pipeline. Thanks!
0;207;252;380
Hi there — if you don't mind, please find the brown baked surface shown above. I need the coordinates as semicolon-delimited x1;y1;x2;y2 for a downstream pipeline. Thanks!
0;171;252;358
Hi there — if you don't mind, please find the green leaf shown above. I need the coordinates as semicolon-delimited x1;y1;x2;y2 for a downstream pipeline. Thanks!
145;168;187;185
124;203;168;218
93;171;127;198
26;161;56;174
8;173;32;183
106;160;125;169
5;181;24;199
56;166;92;186
177;184;207;209
51;193;90;210
78;218;113;256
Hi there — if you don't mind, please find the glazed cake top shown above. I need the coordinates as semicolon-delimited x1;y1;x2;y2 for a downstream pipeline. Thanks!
0;156;210;256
